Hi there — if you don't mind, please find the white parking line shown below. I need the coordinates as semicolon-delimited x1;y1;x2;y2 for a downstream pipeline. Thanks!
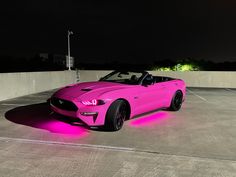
187;89;208;102
225;88;236;94
0;136;235;162
1;103;26;106
0;137;135;152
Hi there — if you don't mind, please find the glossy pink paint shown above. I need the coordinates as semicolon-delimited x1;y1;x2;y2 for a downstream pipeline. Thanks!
50;79;186;127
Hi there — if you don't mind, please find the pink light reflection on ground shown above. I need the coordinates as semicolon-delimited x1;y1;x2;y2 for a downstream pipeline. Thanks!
129;111;171;127
38;119;89;138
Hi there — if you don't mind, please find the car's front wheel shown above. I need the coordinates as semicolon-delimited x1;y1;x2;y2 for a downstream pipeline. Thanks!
105;100;127;131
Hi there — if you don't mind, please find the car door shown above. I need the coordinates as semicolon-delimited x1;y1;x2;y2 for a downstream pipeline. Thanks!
132;78;167;116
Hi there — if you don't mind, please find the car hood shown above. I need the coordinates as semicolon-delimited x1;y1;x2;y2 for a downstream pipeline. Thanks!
53;81;132;100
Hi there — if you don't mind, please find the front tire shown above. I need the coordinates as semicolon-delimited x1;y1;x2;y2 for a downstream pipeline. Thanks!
105;100;127;131
169;90;183;111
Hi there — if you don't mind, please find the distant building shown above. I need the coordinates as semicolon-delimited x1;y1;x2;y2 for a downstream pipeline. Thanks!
39;53;49;61
53;54;66;66
38;53;74;68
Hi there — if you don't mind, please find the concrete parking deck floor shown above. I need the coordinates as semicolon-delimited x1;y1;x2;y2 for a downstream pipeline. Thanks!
0;88;236;177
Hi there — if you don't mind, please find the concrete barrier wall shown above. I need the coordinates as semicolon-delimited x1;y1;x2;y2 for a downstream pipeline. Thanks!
78;70;236;88
78;70;111;82
0;71;77;101
1;70;235;101
150;71;236;88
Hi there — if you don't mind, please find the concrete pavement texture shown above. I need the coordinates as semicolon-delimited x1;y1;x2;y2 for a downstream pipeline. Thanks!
0;88;236;177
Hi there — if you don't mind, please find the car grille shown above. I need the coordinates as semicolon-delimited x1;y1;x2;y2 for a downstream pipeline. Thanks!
51;97;78;111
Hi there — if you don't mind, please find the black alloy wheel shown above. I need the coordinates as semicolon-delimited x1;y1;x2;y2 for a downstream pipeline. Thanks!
105;100;127;131
115;102;127;130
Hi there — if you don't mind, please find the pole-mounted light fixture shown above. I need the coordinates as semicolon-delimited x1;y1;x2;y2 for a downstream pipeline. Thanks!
67;30;73;70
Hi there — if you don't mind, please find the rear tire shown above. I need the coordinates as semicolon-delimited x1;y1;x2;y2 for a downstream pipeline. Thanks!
105;100;127;131
169;91;183;111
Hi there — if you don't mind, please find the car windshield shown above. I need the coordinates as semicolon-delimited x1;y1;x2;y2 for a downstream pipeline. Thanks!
99;71;145;85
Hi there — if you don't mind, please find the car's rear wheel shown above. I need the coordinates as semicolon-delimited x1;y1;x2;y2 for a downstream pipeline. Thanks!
105;100;127;131
169;90;183;111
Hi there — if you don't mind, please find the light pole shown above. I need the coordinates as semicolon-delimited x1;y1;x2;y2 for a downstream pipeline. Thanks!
67;30;73;70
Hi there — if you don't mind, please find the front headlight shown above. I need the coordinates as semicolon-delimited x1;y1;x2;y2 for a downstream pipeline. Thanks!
81;99;105;106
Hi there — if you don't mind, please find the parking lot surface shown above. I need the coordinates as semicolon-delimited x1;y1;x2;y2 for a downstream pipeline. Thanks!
0;88;236;177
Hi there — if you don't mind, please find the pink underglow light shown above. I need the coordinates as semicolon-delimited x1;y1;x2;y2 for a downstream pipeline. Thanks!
129;112;170;127
39;120;89;138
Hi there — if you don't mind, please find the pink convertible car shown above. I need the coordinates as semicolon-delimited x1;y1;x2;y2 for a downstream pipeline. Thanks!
49;71;186;131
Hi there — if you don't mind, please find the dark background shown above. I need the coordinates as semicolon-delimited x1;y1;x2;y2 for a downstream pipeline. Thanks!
1;1;236;71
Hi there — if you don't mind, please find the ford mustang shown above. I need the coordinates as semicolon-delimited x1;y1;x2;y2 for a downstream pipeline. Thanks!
49;70;186;131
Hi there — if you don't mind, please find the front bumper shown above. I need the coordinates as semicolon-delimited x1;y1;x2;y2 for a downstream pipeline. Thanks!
50;98;109;126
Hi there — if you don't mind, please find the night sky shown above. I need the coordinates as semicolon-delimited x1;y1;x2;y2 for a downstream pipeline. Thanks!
1;1;236;63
